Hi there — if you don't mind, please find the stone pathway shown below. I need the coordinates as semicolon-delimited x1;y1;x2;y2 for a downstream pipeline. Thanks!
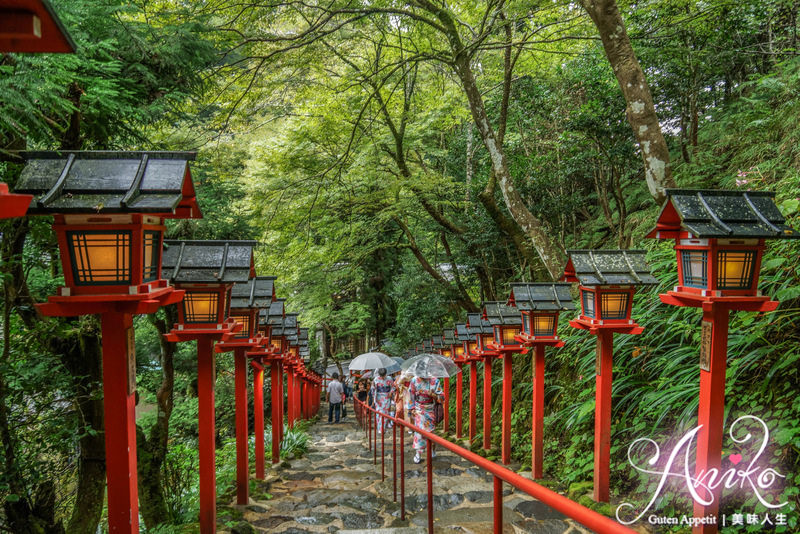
220;404;592;533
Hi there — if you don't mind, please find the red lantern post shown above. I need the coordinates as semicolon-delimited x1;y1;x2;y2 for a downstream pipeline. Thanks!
507;283;575;478
214;276;275;505
482;302;526;465
0;182;32;218
163;240;256;534
465;312;498;451
453;324;471;440
249;306;286;465
16;151;200;533
562;250;658;503
647;189;798;533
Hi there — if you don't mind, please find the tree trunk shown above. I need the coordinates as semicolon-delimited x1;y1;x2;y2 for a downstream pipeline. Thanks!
136;306;179;528
580;0;677;204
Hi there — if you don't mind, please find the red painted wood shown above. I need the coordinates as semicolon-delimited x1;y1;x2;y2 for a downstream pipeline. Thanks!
270;362;281;464
501;352;512;464
277;364;284;444
197;338;217;534
594;330;613;503
286;368;295;429
469;361;477;443
693;305;729;534
532;344;545;479
234;348;249;505
101;312;138;534
493;476;503;533
0;183;32;218
455;365;463;439
483;355;492;450
253;363;265;479
443;377;450;433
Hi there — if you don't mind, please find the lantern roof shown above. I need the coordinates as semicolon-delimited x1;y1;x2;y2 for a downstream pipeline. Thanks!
262;297;286;325
299;328;309;343
422;340;433;351
561;250;658;286
300;347;310;357
284;312;298;329
431;335;444;349
230;276;276;309
455;323;471;341
647;189;799;240
443;328;456;345
481;302;523;326
162;240;256;284
16;151;201;218
465;312;493;334
0;0;75;53
507;282;575;312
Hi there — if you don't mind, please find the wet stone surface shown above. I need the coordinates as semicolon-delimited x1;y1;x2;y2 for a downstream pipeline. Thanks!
217;403;593;533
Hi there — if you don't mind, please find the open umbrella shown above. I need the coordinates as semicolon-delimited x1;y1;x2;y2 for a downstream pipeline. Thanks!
400;353;461;379
348;351;401;374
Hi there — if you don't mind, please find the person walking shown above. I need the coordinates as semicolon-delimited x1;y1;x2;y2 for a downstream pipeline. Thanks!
370;368;395;434
356;379;369;424
327;373;344;424
408;376;444;464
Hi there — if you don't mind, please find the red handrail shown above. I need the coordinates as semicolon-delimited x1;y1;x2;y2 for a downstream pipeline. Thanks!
354;398;635;534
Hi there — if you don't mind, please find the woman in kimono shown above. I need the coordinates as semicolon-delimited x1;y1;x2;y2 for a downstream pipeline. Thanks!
370;368;395;434
408;376;444;463
394;374;413;431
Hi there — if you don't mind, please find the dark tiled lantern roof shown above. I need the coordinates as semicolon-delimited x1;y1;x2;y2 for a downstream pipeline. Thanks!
647;189;799;240
455;324;471;342
263;298;286;324
508;283;575;311
442;328;456;345
562;250;658;286
284;313;299;331
16;151;201;217
230;276;276;309
162;240;256;283
466;313;493;334
482;302;523;326
299;328;309;343
422;340;433;351
0;0;76;53
431;335;444;349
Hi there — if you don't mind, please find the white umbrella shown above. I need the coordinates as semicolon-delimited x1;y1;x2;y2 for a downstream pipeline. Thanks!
348;351;401;374
400;353;461;379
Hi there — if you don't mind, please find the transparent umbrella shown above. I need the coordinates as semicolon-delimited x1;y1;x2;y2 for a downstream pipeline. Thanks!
400;353;461;379
348;351;401;374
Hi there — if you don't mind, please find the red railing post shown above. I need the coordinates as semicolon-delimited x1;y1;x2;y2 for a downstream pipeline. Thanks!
373;411;377;465
381;414;385;481
400;416;406;521
501;352;512;464
393;422;397;501
368;405;372;450
443;377;450;434
426;441;434;534
493;476;503;533
483;355;492;450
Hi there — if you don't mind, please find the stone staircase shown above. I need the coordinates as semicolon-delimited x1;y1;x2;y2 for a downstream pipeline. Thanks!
218;406;591;533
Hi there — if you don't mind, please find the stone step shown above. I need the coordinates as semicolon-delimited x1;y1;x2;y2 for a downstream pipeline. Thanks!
338;528;426;534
